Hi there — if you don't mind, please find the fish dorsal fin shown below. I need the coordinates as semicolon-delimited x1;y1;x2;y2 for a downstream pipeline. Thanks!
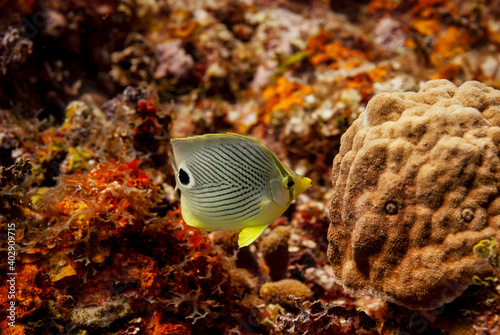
268;150;291;179
270;179;289;207
238;225;269;248
171;133;261;158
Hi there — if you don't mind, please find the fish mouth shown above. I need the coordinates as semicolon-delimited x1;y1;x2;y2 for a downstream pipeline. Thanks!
293;176;312;200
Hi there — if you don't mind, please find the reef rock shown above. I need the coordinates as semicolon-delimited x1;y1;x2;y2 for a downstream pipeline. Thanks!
328;79;500;309
260;279;313;309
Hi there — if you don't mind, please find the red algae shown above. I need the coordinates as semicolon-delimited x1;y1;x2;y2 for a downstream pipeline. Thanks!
21;160;159;267
146;311;192;335
277;299;377;334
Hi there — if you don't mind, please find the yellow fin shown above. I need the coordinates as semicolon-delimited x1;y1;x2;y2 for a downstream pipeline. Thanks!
238;225;269;248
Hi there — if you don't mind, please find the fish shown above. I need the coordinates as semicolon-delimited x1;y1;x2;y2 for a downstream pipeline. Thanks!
170;133;311;248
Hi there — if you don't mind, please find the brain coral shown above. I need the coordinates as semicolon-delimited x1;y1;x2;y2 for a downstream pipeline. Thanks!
328;80;500;310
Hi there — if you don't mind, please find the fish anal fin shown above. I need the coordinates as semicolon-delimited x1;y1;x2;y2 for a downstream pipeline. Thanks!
181;199;205;229
238;225;269;248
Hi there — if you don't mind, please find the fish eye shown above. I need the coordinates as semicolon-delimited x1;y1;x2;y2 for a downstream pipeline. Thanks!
284;176;295;189
179;168;190;186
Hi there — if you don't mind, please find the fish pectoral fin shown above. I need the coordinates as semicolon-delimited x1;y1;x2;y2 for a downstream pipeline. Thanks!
238;225;269;248
270;179;288;208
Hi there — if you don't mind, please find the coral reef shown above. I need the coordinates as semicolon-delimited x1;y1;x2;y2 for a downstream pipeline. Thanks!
473;237;500;292
71;296;133;328
21;159;160;267
260;225;290;281
277;300;377;334
259;279;313;310
329;79;500;309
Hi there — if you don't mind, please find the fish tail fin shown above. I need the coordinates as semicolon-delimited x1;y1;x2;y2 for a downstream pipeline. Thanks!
238;224;269;248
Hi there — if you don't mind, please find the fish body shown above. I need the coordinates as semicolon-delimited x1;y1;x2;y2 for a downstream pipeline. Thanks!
170;133;311;247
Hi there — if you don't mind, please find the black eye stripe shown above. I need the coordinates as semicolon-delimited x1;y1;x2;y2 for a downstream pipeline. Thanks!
287;180;295;187
179;168;190;185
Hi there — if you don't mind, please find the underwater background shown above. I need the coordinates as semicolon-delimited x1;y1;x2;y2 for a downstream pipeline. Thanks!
1;0;500;334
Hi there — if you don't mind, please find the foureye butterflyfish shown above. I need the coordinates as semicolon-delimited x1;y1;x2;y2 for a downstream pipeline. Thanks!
170;133;311;248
